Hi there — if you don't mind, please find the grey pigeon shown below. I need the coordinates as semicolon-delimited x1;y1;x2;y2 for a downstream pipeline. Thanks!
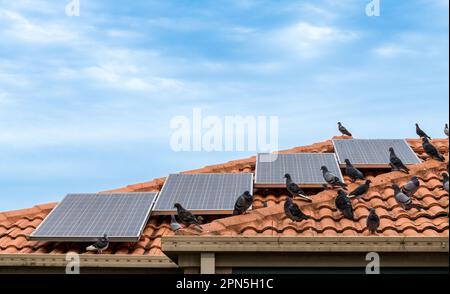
335;190;354;220
445;124;449;137
416;123;431;140
284;173;311;202
389;147;410;174
349;180;371;199
170;215;182;234
174;203;203;231
443;173;449;193
344;159;365;183
338;122;352;137
401;176;420;197
284;197;309;222
422;137;445;162
86;234;109;254
321;166;347;189
366;208;380;235
233;191;253;215
392;184;422;211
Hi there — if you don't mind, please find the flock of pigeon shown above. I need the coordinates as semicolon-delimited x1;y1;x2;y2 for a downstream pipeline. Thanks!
86;122;449;254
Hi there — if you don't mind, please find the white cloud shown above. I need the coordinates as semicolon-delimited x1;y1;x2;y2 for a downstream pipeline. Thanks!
373;45;417;58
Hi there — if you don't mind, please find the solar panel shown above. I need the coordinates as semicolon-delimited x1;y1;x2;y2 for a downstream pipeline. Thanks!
255;153;344;188
333;139;421;168
29;193;157;242
153;173;253;215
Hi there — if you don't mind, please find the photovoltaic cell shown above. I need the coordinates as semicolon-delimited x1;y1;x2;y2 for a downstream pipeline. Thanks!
333;139;421;167
153;173;253;215
29;193;157;242
255;153;343;187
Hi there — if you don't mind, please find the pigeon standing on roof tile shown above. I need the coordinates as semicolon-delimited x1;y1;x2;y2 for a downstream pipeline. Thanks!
344;159;365;183
284;197;310;222
86;234;109;254
392;184;423;211
335;190;354;220
415;123;431;140
170;215;182;234
284;173;312;202
338;122;353;137
389;147;410;174
366;208;380;235
442;173;449;193
445;124;449;137
321;166;347;189
422;137;445;162
174;203;203;232
401;176;420;197
233;191;253;215
349;180;371;199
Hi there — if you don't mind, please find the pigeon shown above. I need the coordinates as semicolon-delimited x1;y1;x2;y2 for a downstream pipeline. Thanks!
233;191;253;215
284;197;309;222
445;124;449;137
344;159;365;183
392;184;422;211
416;123;431;140
170;215;182;234
422;137;445;162
443;173;449;193
338;122;352;137
349;180;371;199
366;208;380;235
335;190;354;220
284;173;311;202
321;166;347;189
86;234;109;254
401;176;420;197
174;203;203;231
389;147;410;174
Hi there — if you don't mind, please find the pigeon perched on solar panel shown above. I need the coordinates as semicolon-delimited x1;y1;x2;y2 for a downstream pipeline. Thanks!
338;122;353;137
415;123;431;140
170;215;182;234
283;173;311;202
344;159;365;183
284;197;310;222
392;184;423;211
349;180;371;199
401;176;420;197
422;137;445;162
174;203;203;231
86;234;109;254
389;147;410;174
233;191;253;215
442;173;449;193
366;208;380;235
445;124;449;137
335;190;354;220
321;166;347;189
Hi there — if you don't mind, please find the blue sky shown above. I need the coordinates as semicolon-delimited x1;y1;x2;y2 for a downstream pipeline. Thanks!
0;0;448;211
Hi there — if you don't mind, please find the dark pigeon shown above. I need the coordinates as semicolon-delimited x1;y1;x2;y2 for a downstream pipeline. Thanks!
321;166;347;189
284;197;309;222
389;147;410;174
416;123;431;140
349;180;371;199
344;159;365;183
401;176;420;197
392;184;423;211
284;173;311;202
366;208;380;235
443;173;449;193
233;191;253;215
335;190;354;220
86;234;109;254
170;215;182;234
422;137;445;162
338;122;352;137
174;203;203;231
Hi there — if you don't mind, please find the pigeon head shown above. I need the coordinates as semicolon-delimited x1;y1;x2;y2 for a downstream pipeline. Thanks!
337;189;347;197
344;159;351;165
411;176;420;184
422;136;429;143
365;180;372;185
443;173;449;181
369;207;376;214
283;173;292;179
391;184;401;193
173;203;182;209
320;166;328;172
415;123;419;127
243;191;253;200
337;122;342;127
389;147;395;153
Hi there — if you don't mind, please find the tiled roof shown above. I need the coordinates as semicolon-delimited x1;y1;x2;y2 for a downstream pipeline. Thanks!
0;138;448;257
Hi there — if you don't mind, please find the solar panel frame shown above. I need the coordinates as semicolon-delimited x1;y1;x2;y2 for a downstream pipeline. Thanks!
254;153;344;188
332;139;422;168
153;173;254;215
29;192;158;242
